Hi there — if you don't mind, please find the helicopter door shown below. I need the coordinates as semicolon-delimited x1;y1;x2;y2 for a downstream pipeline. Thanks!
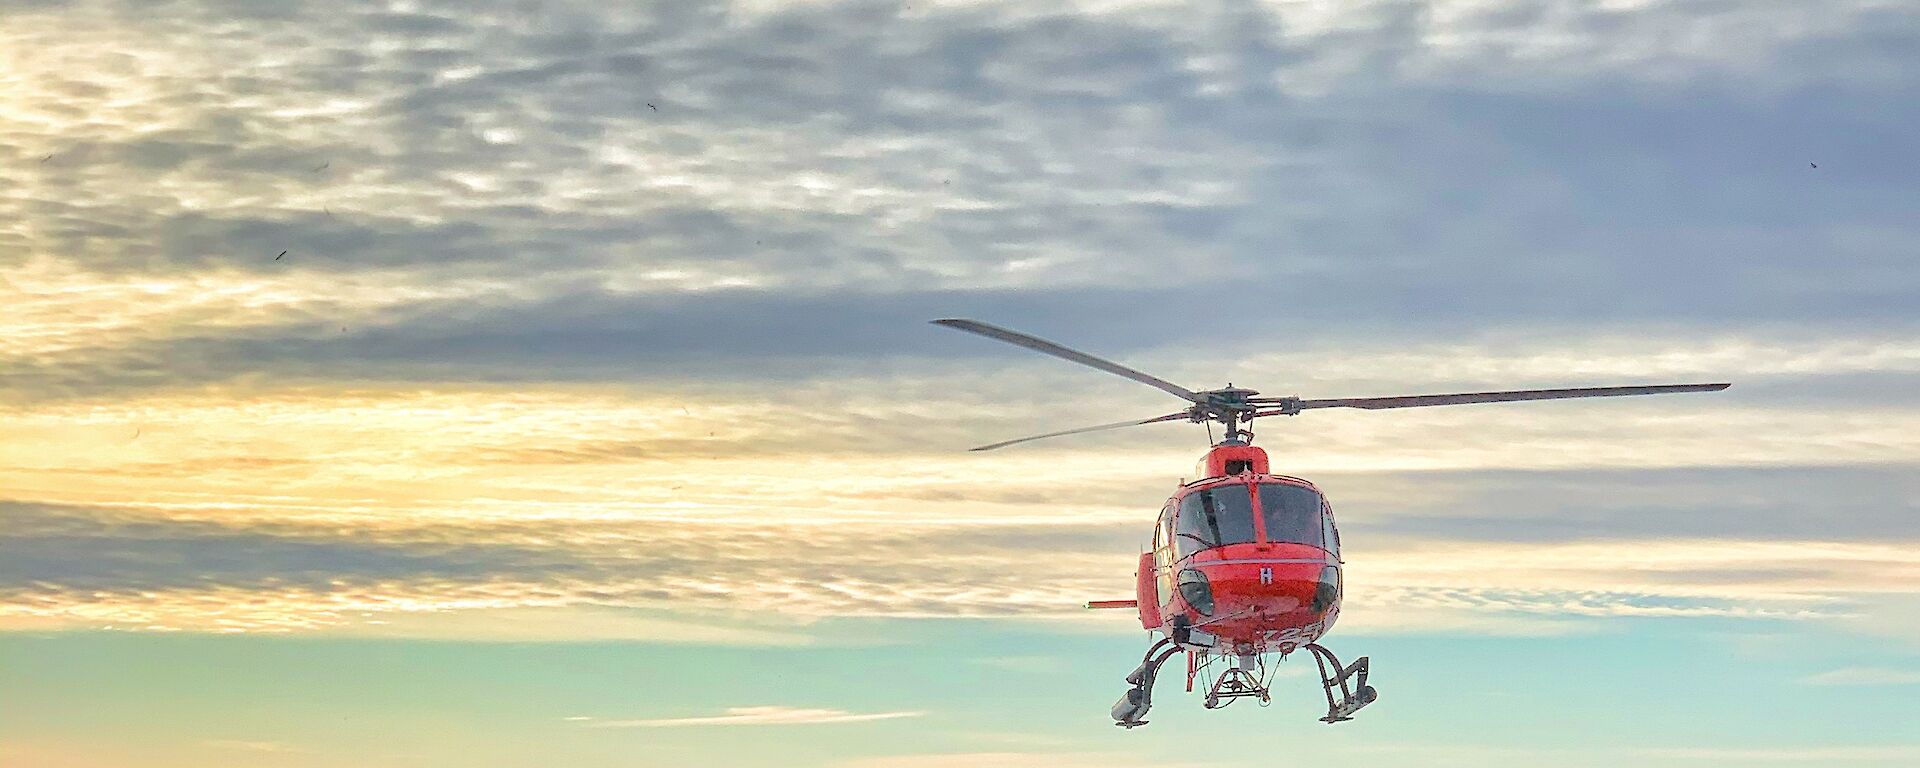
1154;503;1175;608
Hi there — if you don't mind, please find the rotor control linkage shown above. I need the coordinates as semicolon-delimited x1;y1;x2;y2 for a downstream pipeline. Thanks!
1305;643;1377;723
1112;639;1181;728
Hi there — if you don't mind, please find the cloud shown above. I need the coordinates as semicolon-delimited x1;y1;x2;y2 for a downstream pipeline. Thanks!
202;740;302;754
4;0;1918;404
1334;464;1920;543
1800;667;1920;686
578;705;922;728
839;753;1181;768
1837;596;1920;649
4;496;1916;639
2;0;1918;646
318;606;823;646
1632;745;1920;763
1357;742;1920;766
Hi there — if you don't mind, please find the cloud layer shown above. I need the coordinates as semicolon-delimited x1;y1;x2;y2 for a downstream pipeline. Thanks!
578;706;923;728
6;0;1917;399
4;0;1917;642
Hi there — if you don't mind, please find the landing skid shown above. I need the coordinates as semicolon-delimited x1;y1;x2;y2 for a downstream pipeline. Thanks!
1113;639;1378;727
1305;643;1377;723
1110;638;1179;728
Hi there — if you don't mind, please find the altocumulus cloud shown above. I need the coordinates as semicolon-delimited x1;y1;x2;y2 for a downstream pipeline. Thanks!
4;0;1916;400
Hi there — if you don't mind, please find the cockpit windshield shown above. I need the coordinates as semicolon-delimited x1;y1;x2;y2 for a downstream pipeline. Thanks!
1174;484;1256;558
1258;482;1326;550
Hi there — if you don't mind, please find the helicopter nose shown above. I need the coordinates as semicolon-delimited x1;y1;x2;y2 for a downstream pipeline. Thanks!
1196;556;1339;621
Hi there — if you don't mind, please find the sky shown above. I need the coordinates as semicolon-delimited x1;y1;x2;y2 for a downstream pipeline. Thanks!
2;0;1918;765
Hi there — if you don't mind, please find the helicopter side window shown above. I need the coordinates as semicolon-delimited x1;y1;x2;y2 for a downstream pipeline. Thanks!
1174;485;1256;558
1155;503;1175;606
1322;502;1341;558
1257;483;1326;550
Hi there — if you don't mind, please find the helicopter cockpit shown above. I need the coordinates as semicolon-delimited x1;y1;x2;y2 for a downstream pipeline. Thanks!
1168;481;1337;560
1258;481;1338;557
1172;485;1255;558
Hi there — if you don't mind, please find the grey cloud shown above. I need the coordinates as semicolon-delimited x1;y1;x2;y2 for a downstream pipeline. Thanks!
0;499;1148;626
7;457;1918;629
7;0;1913;301
4;0;1919;634
10;278;1916;405
1719;371;1920;409
0;499;1129;591
5;0;1917;404
0;502;596;592
1331;464;1920;543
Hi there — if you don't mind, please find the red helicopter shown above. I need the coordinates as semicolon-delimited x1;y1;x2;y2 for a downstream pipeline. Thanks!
932;318;1730;728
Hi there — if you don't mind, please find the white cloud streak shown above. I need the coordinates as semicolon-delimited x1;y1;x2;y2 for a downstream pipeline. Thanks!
1632;745;1920;763
839;752;1184;768
579;706;922;728
1800;667;1920;686
202;740;302;754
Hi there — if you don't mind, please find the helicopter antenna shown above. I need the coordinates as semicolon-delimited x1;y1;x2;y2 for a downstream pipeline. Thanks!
932;318;1729;451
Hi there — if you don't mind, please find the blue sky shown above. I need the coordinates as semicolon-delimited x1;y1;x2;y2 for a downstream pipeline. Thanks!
2;0;1918;765
7;617;1920;767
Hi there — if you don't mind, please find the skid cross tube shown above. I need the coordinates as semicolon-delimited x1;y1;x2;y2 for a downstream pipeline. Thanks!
1305;644;1377;723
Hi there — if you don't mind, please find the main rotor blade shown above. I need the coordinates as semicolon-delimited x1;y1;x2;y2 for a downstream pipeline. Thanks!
970;412;1191;452
932;319;1201;402
1252;382;1730;414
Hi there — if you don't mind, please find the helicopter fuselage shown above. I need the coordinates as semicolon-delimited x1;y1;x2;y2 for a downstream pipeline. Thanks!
1134;443;1342;655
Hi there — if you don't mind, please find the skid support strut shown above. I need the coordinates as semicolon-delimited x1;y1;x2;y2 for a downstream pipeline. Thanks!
1305;643;1377;723
1111;639;1180;728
